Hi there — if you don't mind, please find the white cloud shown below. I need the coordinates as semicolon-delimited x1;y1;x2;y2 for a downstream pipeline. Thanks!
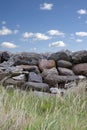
75;32;87;37
23;32;34;38
1;42;17;48
34;33;50;40
76;39;83;42
49;41;66;47
22;32;51;40
40;3;53;10
0;26;12;35
77;9;87;14
0;26;19;35
47;30;64;36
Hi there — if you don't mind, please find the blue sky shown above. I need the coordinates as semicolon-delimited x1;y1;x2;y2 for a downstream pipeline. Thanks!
0;0;87;52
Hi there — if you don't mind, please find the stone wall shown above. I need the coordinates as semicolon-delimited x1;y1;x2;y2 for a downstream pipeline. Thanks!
0;50;87;94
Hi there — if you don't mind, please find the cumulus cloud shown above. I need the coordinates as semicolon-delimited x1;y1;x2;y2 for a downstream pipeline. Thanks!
22;32;51;40
47;30;64;36
76;39;83;42
40;3;53;10
77;9;87;14
23;32;34;38
0;26;19;35
0;26;12;35
1;42;17;48
34;33;50;40
49;41;66;47
75;32;87;37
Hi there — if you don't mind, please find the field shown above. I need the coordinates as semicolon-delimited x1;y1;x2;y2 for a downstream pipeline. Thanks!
0;81;87;130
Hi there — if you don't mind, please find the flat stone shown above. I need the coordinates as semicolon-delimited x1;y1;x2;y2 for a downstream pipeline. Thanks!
12;74;25;81
22;82;49;92
3;78;25;88
17;65;40;74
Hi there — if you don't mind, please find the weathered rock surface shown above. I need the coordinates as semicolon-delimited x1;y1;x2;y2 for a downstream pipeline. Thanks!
42;67;58;77
0;50;87;94
22;82;49;92
28;72;42;83
72;50;87;64
17;65;40;74
58;67;74;76
48;50;72;61
44;75;79;88
73;63;87;76
3;78;25;88
39;59;56;71
57;60;72;68
42;67;59;87
11;52;42;66
12;74;25;81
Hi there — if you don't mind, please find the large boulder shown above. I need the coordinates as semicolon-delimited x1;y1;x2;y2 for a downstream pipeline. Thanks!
42;67;58;77
11;52;42;66
71;50;87;64
42;67;59;87
28;72;42;83
39;59;56;71
58;67;74;76
22;82;49;92
73;63;87;76
57;60;72;68
48;50;72;62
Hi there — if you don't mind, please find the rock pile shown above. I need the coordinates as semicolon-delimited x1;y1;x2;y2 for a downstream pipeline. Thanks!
0;50;87;94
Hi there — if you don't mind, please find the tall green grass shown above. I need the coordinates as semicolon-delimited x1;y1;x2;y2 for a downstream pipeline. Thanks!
0;82;87;130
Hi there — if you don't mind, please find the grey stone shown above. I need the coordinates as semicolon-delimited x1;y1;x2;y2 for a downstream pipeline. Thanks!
22;82;49;92
12;52;42;66
1;51;10;62
28;72;42;83
57;60;72;68
48;50;72;62
3;78;25;88
71;50;87;64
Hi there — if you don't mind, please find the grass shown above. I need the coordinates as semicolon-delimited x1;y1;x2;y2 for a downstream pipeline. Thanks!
0;81;87;130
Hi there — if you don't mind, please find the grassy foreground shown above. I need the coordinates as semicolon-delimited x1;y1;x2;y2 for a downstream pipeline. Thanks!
0;82;87;130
